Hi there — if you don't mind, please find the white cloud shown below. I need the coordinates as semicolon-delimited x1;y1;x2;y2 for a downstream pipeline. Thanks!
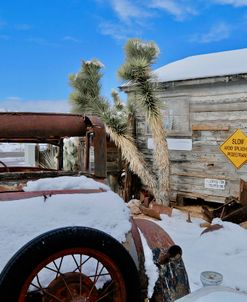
212;0;247;7
0;99;70;113
107;0;198;21
99;21;140;40
97;0;152;41
149;0;197;20
63;36;81;43
110;0;151;22
96;0;199;42
189;22;231;43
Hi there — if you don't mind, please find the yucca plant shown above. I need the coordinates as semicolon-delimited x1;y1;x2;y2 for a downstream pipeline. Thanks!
69;59;157;198
118;39;170;205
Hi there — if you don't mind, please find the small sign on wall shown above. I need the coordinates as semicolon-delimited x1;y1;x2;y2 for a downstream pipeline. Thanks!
220;128;247;169
147;138;192;151
204;178;225;190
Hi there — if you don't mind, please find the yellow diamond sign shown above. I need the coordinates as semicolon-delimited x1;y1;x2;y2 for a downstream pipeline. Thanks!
220;129;247;169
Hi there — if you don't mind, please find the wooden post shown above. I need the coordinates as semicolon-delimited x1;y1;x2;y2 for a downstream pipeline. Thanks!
58;139;64;170
93;126;107;178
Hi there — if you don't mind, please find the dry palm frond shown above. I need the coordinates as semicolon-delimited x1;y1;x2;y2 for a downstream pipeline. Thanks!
39;147;58;170
106;126;157;196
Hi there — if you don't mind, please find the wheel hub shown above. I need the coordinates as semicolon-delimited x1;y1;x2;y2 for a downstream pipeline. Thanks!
43;272;99;302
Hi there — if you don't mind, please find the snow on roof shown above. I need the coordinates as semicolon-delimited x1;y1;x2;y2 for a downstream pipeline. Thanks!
153;48;247;83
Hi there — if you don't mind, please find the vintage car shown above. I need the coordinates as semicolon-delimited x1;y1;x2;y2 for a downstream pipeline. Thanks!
0;112;190;302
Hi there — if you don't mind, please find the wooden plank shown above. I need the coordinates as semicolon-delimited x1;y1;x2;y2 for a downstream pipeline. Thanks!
169;149;226;161
191;111;247;122
171;171;236;180
167;130;192;137
171;162;237;178
192;124;229;131
190;102;247;113
170;182;231;198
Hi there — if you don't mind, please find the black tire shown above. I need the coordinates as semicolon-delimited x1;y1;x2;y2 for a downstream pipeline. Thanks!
0;226;141;302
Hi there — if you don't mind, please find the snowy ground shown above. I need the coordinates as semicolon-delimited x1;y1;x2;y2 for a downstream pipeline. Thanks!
0;175;246;301
0;143;24;153
156;212;247;293
0;143;26;166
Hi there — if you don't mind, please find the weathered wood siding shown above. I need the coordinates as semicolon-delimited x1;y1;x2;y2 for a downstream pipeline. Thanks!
128;76;247;203
106;138;122;173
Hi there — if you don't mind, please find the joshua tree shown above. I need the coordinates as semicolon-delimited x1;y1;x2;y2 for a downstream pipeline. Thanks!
69;59;157;198
118;39;170;205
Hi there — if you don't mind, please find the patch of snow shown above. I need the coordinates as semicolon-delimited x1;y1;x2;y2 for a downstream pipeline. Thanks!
140;231;159;298
177;286;247;302
0;177;130;271
0;143;24;152
198;291;247;302
23;175;111;192
153;48;247;82
156;210;247;293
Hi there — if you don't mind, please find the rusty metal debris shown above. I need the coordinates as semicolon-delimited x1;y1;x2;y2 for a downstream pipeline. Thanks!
0;112;88;143
133;219;190;301
200;224;224;236
0;188;106;201
202;196;247;224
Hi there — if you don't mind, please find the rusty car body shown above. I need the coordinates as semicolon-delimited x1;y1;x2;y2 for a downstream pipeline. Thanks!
0;112;190;302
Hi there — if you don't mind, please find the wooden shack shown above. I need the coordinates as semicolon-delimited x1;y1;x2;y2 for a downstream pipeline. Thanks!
121;48;247;204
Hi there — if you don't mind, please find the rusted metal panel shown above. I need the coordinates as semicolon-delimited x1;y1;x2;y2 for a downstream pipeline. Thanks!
93;126;107;178
130;218;148;301
57;139;64;170
200;224;223;235
0;112;88;141
0;166;55;173
240;179;247;204
81;115;107;178
133;218;190;302
0;170;83;182
134;218;175;249
0;188;106;201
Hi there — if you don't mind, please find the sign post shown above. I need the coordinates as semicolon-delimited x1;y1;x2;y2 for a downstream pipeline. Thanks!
220;129;247;169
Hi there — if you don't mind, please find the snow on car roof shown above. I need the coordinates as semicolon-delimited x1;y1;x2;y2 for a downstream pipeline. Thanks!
0;176;131;272
153;48;247;83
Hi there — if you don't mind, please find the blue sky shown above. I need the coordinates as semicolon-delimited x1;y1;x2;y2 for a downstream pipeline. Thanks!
0;0;247;112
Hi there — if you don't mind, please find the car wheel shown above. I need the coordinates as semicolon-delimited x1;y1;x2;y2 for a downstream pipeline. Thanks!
0;226;141;302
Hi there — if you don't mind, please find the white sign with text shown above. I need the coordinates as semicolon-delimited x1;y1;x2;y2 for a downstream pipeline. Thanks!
204;178;225;190
147;138;192;151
